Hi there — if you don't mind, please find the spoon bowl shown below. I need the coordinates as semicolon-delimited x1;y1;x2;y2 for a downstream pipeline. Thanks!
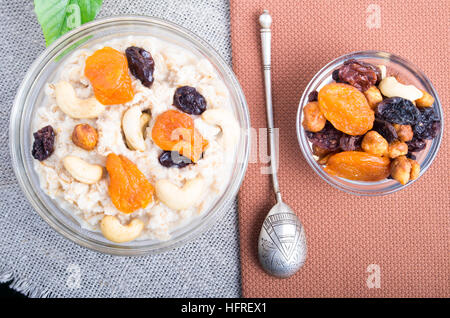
258;202;307;278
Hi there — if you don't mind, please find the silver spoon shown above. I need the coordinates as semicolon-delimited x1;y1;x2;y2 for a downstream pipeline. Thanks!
257;10;307;278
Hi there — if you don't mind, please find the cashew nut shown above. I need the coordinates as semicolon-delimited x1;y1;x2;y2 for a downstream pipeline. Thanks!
55;81;105;118
122;106;150;151
155;177;204;210
100;215;144;243
62;155;103;184
378;76;423;102
377;65;387;79
201;108;240;150
140;113;151;131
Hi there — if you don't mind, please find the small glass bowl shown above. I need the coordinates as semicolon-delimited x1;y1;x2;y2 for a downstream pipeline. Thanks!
10;16;250;255
296;51;443;196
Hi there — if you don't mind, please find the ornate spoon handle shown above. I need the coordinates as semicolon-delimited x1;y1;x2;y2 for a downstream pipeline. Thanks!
259;10;281;203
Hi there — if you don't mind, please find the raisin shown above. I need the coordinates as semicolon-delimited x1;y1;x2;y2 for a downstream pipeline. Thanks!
332;69;340;81
413;107;440;140
431;121;441;137
306;122;342;151
158;151;193;168
32;125;55;161
173;86;207;115
125;46;155;88
337;59;381;91
307;90;318;102
339;134;363;151
376;97;420;125
406;137;427;152
372;119;398;143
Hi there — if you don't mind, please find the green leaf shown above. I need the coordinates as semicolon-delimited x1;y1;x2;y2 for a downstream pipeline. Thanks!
34;0;103;46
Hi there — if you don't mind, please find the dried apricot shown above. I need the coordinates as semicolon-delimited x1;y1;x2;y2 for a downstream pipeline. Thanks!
106;153;154;214
318;83;374;135
324;151;390;181
85;47;134;105
92;79;134;105
151;110;208;162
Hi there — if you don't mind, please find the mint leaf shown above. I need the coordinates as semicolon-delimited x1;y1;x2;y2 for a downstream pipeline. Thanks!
34;0;103;46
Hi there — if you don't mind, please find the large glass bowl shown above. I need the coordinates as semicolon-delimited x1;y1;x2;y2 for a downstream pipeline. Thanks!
10;16;250;255
296;51;443;196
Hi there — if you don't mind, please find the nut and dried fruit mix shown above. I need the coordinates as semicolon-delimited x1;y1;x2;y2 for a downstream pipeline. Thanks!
302;59;440;185
31;37;240;242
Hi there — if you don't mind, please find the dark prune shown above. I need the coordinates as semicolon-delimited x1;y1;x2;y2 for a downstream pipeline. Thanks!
307;90;318;102
406;153;416;160
332;69;340;81
173;86;207;115
339;134;363;151
125;46;155;88
306;122;342;151
32;125;55;161
413;107;440;140
337;59;381;91
372;119;398;143
376;97;420;125
406;137;427;152
158;151;193;168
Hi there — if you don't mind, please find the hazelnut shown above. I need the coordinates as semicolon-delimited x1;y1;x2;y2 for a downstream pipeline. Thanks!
364;86;383;109
393;124;413;142
302;101;326;132
72;124;98;151
361;131;388;156
415;89;434;107
388;140;408;158
409;158;420;180
390;156;411;185
312;144;330;158
317;152;334;165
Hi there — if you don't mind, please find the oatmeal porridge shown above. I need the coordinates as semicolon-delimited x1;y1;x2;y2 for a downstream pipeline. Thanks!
31;36;240;242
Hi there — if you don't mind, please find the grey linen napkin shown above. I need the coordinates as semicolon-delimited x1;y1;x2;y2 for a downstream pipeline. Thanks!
0;0;241;297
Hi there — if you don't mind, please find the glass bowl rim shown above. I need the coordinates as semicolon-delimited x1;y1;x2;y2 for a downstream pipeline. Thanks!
295;50;444;196
9;15;251;255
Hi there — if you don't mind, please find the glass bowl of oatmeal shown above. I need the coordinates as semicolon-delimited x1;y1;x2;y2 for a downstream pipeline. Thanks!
296;51;443;196
10;16;250;255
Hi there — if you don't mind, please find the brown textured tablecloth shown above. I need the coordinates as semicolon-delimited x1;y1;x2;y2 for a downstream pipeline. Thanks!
231;0;449;297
